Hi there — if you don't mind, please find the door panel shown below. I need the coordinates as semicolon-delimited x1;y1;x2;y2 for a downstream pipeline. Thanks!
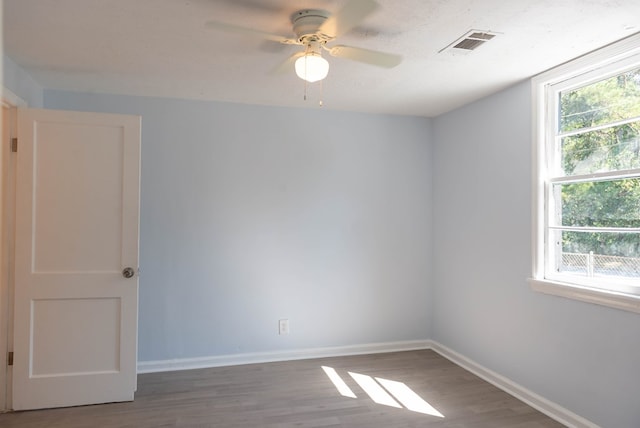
12;108;140;410
31;297;121;376
32;122;124;273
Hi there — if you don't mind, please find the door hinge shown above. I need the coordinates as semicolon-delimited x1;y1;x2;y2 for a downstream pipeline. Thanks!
7;352;13;366
11;138;18;152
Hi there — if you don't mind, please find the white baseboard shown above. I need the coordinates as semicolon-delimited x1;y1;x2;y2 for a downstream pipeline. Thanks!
430;341;599;428
137;339;433;374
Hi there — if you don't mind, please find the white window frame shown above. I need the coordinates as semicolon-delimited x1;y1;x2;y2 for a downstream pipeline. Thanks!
530;33;640;313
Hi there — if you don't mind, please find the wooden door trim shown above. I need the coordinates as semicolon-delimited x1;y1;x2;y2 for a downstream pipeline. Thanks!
1;87;26;411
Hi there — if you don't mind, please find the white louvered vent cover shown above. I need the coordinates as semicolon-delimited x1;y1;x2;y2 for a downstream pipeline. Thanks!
440;30;499;53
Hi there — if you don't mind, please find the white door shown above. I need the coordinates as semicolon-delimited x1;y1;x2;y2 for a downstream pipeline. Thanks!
12;108;141;410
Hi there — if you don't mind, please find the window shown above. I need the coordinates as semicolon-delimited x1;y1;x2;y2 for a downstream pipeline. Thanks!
531;34;640;313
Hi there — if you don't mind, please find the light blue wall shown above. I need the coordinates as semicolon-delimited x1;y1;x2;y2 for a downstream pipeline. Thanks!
432;81;640;428
44;90;434;361
2;55;43;107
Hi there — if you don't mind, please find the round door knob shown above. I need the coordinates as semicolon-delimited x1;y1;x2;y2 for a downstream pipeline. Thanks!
122;267;135;279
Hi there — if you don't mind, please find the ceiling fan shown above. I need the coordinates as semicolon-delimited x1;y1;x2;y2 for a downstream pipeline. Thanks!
205;0;402;83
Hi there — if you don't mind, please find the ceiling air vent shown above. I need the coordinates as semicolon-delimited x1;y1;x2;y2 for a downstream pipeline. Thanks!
440;30;498;53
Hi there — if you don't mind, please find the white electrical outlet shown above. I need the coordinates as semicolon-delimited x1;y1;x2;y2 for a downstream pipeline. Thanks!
279;319;290;335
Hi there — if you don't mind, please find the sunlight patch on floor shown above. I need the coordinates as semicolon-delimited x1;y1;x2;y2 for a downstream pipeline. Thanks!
375;377;444;417
349;372;402;408
321;366;357;398
321;366;444;418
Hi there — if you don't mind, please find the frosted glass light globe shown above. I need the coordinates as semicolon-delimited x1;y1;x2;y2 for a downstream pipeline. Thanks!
295;53;329;83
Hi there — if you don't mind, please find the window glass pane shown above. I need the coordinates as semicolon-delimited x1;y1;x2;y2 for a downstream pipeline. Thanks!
559;67;640;133
560;121;640;175
559;231;640;278
557;178;640;227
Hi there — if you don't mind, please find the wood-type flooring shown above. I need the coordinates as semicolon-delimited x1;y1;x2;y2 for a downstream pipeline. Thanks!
0;350;564;427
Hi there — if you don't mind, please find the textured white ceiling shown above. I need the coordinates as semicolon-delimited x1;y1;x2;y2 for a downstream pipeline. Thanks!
3;0;640;117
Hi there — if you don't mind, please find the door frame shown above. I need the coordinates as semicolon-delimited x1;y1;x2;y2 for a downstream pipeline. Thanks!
1;87;27;412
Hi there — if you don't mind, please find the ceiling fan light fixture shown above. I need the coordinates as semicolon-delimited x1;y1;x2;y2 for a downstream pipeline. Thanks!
295;52;329;82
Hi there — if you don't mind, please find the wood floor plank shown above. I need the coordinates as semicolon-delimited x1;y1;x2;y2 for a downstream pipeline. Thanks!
0;350;564;427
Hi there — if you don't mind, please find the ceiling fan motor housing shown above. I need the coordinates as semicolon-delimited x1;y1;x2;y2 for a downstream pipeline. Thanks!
291;9;332;43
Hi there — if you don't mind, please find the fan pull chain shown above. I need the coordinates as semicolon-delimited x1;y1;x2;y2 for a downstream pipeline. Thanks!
319;79;323;107
303;43;310;101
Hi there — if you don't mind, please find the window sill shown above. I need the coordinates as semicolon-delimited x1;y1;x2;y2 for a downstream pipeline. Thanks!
528;278;640;314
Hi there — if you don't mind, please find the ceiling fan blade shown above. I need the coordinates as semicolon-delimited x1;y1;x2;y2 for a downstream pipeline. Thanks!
319;0;380;38
270;52;305;75
205;21;298;45
327;45;402;68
